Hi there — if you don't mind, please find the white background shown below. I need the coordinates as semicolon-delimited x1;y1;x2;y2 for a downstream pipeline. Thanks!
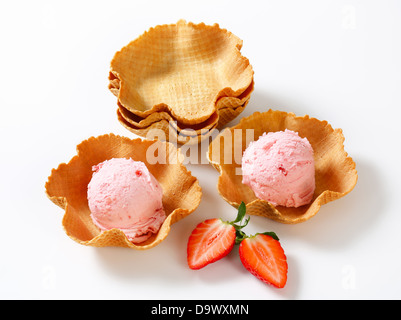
1;0;400;300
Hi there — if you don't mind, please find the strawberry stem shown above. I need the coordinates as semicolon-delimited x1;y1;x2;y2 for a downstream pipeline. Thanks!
235;229;248;244
229;202;280;244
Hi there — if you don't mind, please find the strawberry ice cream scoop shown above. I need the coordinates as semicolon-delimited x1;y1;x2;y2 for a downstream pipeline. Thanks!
87;158;165;243
242;129;315;207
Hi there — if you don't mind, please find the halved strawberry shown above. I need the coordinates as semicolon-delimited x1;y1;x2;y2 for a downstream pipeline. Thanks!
239;233;288;288
187;202;249;270
187;219;235;270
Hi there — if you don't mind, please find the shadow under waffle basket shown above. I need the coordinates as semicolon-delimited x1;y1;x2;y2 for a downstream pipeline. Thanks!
207;110;358;224
109;20;254;139
45;134;202;249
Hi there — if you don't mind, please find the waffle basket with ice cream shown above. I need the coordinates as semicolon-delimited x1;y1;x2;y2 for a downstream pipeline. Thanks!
207;110;358;224
45;134;202;250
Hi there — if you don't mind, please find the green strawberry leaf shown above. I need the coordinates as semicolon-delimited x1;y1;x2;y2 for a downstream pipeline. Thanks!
232;201;246;223
257;231;279;241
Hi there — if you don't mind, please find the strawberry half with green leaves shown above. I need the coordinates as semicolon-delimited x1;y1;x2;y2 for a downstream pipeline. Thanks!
187;202;249;270
239;233;288;288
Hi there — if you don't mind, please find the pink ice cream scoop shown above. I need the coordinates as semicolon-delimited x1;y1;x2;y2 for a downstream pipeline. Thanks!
87;158;166;243
242;129;315;207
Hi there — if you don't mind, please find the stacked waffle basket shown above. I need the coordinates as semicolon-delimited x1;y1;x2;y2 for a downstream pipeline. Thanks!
109;20;254;144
